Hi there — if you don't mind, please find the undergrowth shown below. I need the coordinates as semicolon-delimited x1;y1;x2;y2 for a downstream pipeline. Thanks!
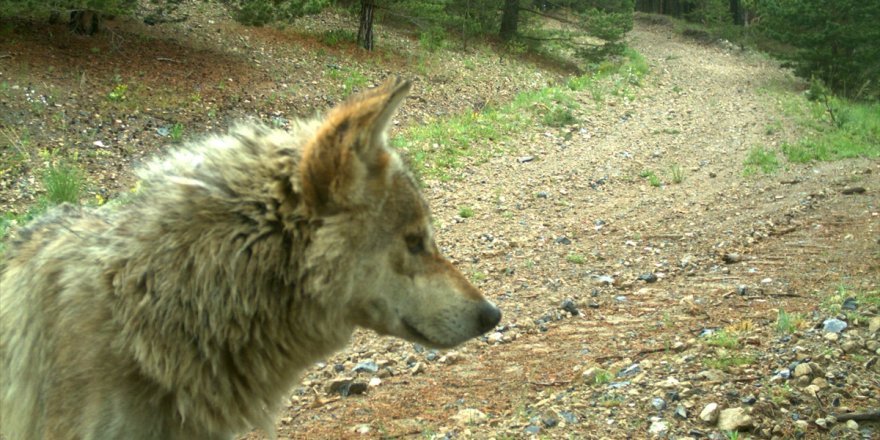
395;48;649;181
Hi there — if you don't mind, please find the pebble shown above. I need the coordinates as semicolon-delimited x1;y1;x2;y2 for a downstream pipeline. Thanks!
618;364;641;377
524;425;541;435
536;191;548;198
793;363;813;378
648;419;669;436
353;360;379;374
560;299;579;316
452;408;487;426
488;332;504;343
846;419;859;430
699;403;719;423
717;407;753;431
638;273;658;283
554;236;572;245
823;318;848;333
517;155;535;163
869;317;880;333
651;397;667;411
842;297;858;310
824;332;840;342
674;405;688;419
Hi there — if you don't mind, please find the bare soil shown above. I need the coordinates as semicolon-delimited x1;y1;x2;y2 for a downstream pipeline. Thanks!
1;5;877;440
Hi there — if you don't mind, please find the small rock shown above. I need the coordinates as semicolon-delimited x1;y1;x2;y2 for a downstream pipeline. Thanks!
674;405;688;419
353;360;379;374
741;395;757;405
618;363;641;377
517;155;535;163
352;423;371;434
869;317;880;333
815;418;828;429
555;236;572;245
368;377;382;387
559;411;578;424
824;332;840;342
648;419;669;436
841;340;860;353
736;285;748;295
638;273;658;283
793;363;813;378
823;318;848;334
524;425;541;435
845;419;859;430
452;408;487;426
842;297;858;310
560;299;579;316
651;397;667;411
488;332;504;343
699;403;719;423
718;407;753;431
581;367;598;383
596;275;615;286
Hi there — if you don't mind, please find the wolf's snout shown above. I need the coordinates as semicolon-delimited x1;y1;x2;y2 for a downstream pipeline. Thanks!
477;302;502;334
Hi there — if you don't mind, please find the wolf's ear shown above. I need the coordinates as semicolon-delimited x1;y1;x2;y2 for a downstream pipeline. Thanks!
299;76;411;214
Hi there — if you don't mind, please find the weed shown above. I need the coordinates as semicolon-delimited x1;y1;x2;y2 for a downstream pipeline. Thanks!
743;146;780;176
669;164;684;183
704;352;755;371
639;169;662;187
458;206;474;218
594;369;613;384
543;106;577;127
169;123;184;143
776;308;805;334
108;84;128;102
724;431;741;440
566;254;586;264
769;384;794;405
320;29;355;46
471;271;487;283
704;330;739;349
327;67;368;97
43;160;85;205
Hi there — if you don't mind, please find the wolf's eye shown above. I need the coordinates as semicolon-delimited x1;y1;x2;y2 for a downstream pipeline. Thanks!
405;235;425;255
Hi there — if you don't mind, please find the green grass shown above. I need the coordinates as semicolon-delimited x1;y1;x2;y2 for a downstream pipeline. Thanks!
704;330;739;349
669;164;684;184
743;146;780;176
319;29;355;47
43;161;85;205
820;285;880;324
704;353;755;371
594;369;613;385
326;66;369;97
108;83;128;102
775;308;805;334
566;253;586;264
639;169;662;187
394;48;648;180
775;92;879;163
169;123;184;143
458;206;474;218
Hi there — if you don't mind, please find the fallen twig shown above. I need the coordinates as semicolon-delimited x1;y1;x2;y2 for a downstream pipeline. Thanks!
831;410;880;422
156;57;180;63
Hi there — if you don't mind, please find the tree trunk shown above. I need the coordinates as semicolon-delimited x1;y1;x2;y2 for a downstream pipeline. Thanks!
70;10;100;35
729;0;744;25
357;0;374;51
500;0;519;41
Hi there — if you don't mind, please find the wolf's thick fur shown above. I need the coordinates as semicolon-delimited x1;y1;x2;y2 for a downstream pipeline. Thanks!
0;77;501;439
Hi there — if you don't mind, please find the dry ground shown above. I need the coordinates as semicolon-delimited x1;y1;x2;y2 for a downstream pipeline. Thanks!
0;5;877;440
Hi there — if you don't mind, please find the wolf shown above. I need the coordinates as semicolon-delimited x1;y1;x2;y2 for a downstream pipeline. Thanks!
0;77;501;439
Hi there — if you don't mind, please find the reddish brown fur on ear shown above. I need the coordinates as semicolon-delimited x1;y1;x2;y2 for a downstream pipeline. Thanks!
300;77;411;213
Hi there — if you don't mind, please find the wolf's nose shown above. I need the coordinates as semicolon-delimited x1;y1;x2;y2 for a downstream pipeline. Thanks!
477;303;502;334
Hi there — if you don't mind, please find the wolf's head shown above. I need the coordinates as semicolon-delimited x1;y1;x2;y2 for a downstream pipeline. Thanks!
298;77;500;349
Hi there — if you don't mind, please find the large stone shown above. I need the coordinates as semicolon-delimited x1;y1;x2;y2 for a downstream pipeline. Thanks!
717;407;753;431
